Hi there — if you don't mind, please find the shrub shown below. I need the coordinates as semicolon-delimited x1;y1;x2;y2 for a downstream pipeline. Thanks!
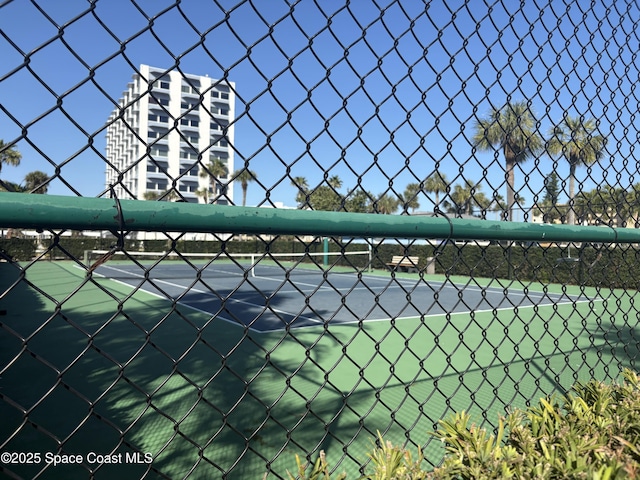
432;369;640;479
0;237;36;261
275;369;640;479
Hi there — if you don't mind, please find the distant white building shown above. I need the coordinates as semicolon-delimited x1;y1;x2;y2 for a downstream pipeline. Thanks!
105;64;235;204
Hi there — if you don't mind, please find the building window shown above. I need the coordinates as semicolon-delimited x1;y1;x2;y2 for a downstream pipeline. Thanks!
210;105;229;116
149;95;169;107
151;76;170;89
148;128;168;139
147;161;169;173
181;85;199;95
181;135;199;146
146;179;168;190
149;96;169;106
150;146;168;157
210;153;228;162
149;113;169;123
180;150;198;161
179;165;199;176
178;182;198;193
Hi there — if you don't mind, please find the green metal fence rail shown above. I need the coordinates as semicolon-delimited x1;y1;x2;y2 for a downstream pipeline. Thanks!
0;191;635;243
2;1;640;479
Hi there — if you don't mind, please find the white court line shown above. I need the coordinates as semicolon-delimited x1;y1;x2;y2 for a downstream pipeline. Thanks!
245;295;607;333
326;297;606;326
94;264;324;327
79;264;264;332
82;264;601;333
270;277;578;300
251;274;338;291
260;271;575;299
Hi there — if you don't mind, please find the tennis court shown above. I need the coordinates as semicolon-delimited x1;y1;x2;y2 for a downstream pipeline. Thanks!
85;250;594;333
0;255;627;479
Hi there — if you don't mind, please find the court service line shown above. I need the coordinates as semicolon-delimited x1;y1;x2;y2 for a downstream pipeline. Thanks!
358;297;604;325
269;280;586;302
349;273;593;299
255;271;586;301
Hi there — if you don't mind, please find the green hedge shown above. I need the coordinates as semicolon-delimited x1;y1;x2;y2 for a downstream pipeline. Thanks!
0;238;36;261
373;242;640;289
3;236;640;289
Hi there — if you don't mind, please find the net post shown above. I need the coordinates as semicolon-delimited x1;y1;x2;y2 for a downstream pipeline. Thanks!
323;237;329;267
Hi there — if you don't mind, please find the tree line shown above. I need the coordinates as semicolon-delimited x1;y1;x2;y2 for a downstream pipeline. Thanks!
291;101;608;225
0;140;51;194
536;171;640;227
289;172;505;217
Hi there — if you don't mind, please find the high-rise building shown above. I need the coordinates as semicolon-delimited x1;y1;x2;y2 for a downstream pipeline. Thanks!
106;64;235;204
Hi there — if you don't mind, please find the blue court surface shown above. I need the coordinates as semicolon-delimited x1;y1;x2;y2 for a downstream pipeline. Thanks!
90;257;590;333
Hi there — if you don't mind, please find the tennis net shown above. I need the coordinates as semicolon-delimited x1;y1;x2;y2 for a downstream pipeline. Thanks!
83;249;372;280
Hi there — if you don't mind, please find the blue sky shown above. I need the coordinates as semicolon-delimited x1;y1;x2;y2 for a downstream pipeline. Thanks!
1;0;638;216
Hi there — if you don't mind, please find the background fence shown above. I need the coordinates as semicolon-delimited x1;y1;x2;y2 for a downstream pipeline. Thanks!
2;1;640;478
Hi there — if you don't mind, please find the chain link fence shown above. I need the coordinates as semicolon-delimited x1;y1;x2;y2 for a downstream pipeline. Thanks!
2;0;640;478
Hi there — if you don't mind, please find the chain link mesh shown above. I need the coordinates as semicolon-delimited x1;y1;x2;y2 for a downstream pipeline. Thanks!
2;0;640;478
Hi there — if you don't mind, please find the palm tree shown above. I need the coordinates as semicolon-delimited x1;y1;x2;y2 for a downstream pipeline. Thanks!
143;191;161;201
445;184;472;216
473;101;544;221
291;176;309;207
401;183;421;213
373;193;399;214
444;182;490;217
23;171;50;194
538;172;562;223
0;181;25;193
575;189;604;225
195;188;209;203
0;140;21;176
547;115;607;225
423;171;448;211
233;168;257;206
143;189;178;201
327;175;342;189
344;188;373;213
489;193;507;219
199;158;228;204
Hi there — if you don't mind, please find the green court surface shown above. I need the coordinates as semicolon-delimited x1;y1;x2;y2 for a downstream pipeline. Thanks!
0;260;636;479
